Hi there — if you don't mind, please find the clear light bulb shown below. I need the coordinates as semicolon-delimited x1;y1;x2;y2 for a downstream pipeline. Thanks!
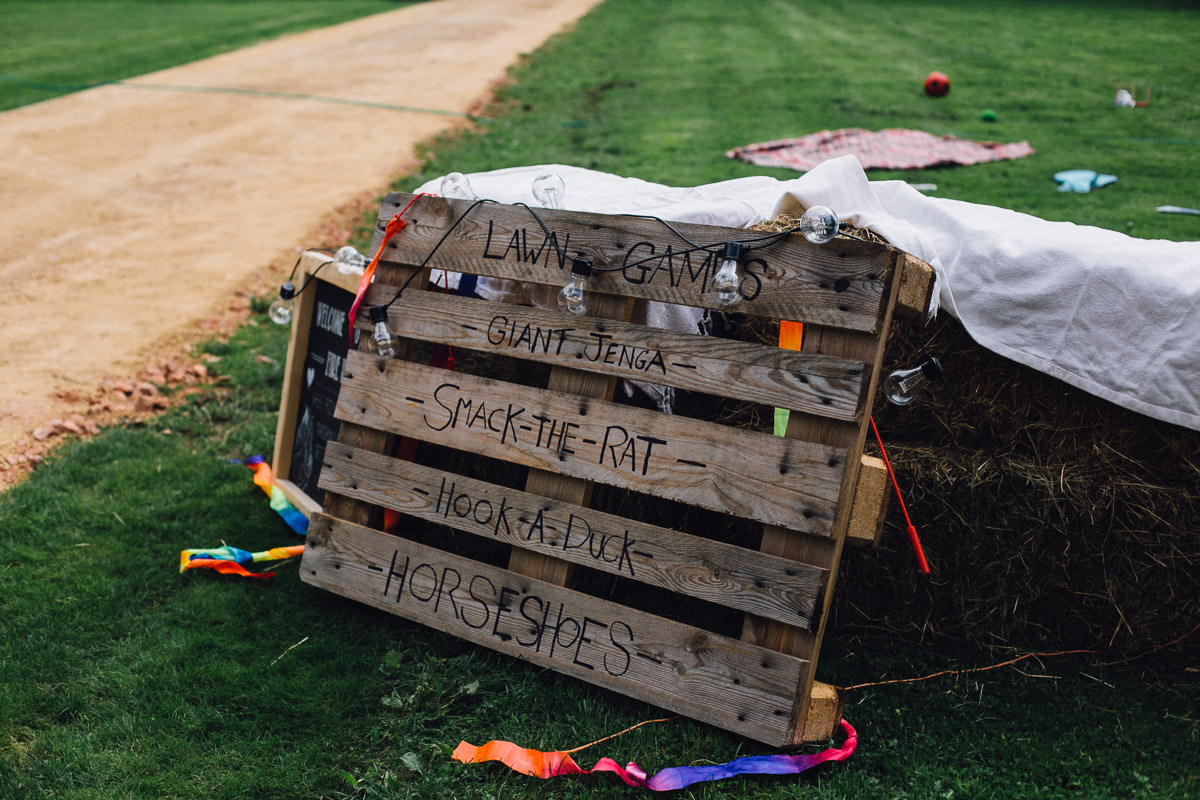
884;356;944;405
367;305;396;360
557;258;592;316
269;281;296;325
532;172;566;210
712;241;743;306
798;205;839;244
440;171;479;201
333;245;367;275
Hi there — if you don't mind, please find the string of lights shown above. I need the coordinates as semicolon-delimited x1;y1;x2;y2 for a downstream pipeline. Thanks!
267;254;333;326
286;190;844;354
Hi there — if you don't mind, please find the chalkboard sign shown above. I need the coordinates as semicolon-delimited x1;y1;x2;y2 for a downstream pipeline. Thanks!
272;253;362;514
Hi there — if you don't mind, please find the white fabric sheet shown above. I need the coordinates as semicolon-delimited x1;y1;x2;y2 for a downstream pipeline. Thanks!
417;160;1200;431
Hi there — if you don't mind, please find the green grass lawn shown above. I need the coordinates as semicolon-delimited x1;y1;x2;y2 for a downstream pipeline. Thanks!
0;0;410;112
407;0;1199;242
3;0;1199;798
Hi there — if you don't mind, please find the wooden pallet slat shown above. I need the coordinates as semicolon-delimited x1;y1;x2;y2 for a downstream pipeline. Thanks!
319;441;828;628
379;194;893;330
304;513;809;744
741;252;907;742
361;285;870;421
335;350;848;534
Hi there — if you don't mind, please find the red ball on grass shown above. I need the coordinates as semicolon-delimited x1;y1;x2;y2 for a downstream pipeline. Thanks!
923;71;950;97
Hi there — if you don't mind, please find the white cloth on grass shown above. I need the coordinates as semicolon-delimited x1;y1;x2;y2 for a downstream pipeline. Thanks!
418;160;1200;430
781;156;1200;431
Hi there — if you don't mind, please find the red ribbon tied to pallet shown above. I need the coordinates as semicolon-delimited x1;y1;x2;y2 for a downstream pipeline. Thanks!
453;719;856;791
347;193;435;336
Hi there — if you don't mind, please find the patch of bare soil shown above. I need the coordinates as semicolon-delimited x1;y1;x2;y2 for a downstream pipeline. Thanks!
0;0;602;488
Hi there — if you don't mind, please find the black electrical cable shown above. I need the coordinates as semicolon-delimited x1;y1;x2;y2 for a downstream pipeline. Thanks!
371;195;847;313
738;222;878;250
379;197;492;311
736;226;800;251
281;255;304;284
616;212;706;249
280;249;335;285
517;202;731;274
292;256;333;295
274;253;333;309
518;202;864;273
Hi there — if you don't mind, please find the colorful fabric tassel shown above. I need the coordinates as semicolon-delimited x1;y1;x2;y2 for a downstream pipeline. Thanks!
180;558;276;579
243;455;308;534
179;544;305;572
179;457;309;580
179;544;305;579
453;719;856;791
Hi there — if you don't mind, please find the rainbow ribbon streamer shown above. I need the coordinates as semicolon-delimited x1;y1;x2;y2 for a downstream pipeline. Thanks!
179;544;305;579
243;455;308;535
453;719;856;792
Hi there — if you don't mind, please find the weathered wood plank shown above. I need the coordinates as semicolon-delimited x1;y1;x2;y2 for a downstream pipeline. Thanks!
275;478;322;518
335;350;848;535
319;441;828;629
361;285;869;422
301;514;808;746
759;327;873;742
507;291;634;588
742;250;905;743
802;683;846;743
378;193;893;331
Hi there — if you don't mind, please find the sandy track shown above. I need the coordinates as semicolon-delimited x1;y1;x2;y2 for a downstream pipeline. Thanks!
0;0;601;475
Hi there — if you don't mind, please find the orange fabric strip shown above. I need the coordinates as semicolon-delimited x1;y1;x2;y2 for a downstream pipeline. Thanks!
779;319;804;350
183;559;275;580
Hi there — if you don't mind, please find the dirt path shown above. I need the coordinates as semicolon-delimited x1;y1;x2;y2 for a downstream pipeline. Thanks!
0;0;601;481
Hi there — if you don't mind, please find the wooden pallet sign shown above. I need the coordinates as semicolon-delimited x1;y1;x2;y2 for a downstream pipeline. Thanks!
300;193;926;746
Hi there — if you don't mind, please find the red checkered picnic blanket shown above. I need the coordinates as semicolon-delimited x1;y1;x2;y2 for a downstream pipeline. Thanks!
727;128;1034;171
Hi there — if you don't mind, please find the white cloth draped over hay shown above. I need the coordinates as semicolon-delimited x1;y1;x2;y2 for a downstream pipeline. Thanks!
417;159;1200;431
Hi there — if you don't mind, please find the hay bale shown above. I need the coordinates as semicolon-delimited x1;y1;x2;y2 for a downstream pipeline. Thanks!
841;314;1200;655
747;214;1198;654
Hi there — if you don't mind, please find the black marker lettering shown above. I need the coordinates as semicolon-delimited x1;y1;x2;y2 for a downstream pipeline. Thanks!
463;575;495;629
574;617;607;671
605;621;633;677
491;586;519;639
434;566;461;617
482;220;504;260
384;551;409;600
516;595;544;648
408;563;438;603
425;383;460;432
